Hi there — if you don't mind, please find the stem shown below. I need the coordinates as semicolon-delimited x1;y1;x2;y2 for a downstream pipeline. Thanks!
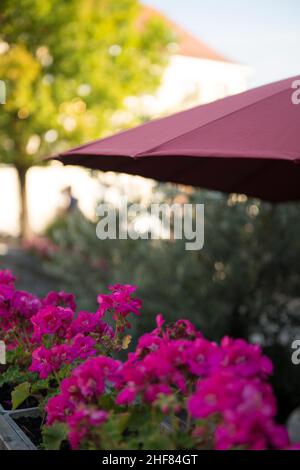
186;412;192;432
10;329;23;347
22;328;33;351
53;371;61;387
16;165;31;239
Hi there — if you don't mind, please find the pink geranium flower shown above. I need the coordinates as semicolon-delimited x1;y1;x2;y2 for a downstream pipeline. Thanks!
46;393;74;426
67;408;108;449
11;290;42;319
220;336;273;378
31;305;74;342
43;291;76;311
29;344;72;379
29;346;54;379
67;310;114;340
97;284;142;319
0;269;16;286
69;333;97;360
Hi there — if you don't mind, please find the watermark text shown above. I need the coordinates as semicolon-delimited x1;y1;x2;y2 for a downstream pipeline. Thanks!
96;199;204;251
291;79;300;105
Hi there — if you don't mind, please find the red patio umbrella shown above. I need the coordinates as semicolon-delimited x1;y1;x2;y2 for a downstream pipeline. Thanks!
55;75;300;202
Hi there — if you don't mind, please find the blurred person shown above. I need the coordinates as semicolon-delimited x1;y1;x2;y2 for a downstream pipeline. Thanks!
61;186;79;214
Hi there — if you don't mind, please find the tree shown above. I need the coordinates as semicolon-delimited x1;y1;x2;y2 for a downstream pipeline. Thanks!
0;0;172;237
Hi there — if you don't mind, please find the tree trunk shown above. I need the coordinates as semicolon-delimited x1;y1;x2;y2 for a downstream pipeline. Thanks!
16;166;31;239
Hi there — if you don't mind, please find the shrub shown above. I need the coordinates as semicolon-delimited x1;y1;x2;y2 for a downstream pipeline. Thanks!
40;186;300;420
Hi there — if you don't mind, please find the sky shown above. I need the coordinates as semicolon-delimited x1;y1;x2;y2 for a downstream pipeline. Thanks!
143;0;300;87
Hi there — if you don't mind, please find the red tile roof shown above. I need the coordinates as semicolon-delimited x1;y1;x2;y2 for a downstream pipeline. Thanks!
138;5;229;63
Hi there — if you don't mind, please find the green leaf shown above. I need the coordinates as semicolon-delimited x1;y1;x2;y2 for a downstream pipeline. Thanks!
98;393;115;410
142;432;174;450
117;412;130;434
12;381;31;410
0;365;20;387
31;378;50;393
42;423;68;450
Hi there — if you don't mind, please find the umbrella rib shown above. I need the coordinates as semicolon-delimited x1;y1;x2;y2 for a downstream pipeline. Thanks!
136;88;289;157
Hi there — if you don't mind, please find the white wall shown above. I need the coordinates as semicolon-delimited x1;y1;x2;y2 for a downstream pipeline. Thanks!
0;166;20;236
162;55;251;107
133;55;251;116
0;164;102;235
0;163;155;236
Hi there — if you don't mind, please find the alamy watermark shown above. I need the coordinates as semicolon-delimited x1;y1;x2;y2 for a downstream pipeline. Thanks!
0;340;6;365
96;199;204;251
0;80;6;104
291;340;300;365
291;79;300;105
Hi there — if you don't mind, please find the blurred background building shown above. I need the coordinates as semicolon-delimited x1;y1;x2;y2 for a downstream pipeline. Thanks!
133;6;250;115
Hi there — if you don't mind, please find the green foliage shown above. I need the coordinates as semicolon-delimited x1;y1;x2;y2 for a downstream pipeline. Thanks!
0;365;22;387
43;404;195;450
0;362;53;411
42;422;68;450
11;381;31;410
0;351;35;389
11;379;54;410
0;0;172;168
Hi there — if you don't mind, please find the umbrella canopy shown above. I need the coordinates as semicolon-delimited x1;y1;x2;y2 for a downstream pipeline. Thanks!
55;75;300;202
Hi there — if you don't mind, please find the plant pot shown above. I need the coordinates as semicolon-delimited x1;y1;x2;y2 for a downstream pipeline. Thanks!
0;404;38;450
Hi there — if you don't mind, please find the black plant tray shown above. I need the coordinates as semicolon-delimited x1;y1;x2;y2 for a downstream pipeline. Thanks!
0;404;38;450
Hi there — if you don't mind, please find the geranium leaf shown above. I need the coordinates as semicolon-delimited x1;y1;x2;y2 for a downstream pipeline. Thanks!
42;423;68;450
12;381;31;410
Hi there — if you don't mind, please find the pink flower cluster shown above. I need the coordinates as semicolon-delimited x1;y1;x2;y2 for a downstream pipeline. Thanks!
29;305;115;379
31;305;74;343
0;270;41;349
0;269;79;347
0;270;141;381
115;319;273;407
2;269;297;450
188;371;288;450
46;356;122;448
29;284;140;379
46;314;297;450
97;284;141;330
0;268;84;358
29;334;97;379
